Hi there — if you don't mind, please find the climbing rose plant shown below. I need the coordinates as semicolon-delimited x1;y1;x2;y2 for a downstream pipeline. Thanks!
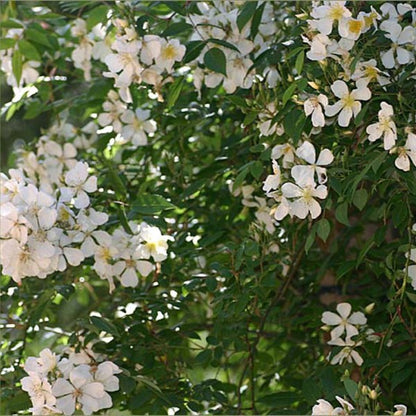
1;1;416;414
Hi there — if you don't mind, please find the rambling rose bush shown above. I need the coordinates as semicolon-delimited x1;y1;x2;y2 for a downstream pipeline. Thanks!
0;1;415;414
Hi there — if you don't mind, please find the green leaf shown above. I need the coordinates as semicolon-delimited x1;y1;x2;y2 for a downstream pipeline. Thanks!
335;202;349;226
183;40;206;64
250;160;263;180
250;2;265;38
12;49;23;86
25;28;51;48
317;218;330;242
167;77;184;109
86;5;109;31
337;260;356;279
207;38;240;52
132;194;176;215
343;379;358;400
162;1;186;15
258;391;300;407
162;22;192;37
0;38;16;50
1;19;24;29
356;237;375;268
18;39;41;61
282;83;297;106
305;226;317;254
233;166;249;190
295;50;305;74
55;284;75;300
206;277;217;292
237;1;257;31
136;15;149;36
352;188;368;211
204;48;227;76
90;316;120;336
391;367;414;390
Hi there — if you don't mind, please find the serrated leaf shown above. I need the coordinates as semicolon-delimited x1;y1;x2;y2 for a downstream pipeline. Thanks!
132;194;176;215
237;1;257;32
204;48;227;76
18;39;41;61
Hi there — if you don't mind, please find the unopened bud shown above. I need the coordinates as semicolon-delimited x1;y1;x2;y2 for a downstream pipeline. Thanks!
369;390;377;400
365;303;375;314
321;325;331;332
361;385;368;395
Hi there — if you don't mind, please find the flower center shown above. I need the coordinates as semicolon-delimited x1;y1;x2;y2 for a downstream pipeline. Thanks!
341;94;355;109
329;4;345;21
146;242;158;252
161;44;177;60
302;186;314;203
348;19;363;35
364;65;378;80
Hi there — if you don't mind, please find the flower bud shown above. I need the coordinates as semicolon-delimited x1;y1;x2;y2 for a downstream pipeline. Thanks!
369;390;377;400
361;385;368;395
365;303;375;314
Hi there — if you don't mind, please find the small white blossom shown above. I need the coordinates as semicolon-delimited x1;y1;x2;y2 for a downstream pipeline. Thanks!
322;302;367;341
366;102;397;150
326;79;371;127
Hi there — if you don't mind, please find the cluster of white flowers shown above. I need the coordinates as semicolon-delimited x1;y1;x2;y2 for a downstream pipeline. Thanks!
321;302;367;366
366;104;416;172
263;141;333;221
312;395;354;416
70;19;112;82
90;221;173;292
306;2;415;67
304;2;416;172
20;347;121;415
0;121;173;291
103;19;185;102
312;397;407;416
188;1;280;93
97;90;157;147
